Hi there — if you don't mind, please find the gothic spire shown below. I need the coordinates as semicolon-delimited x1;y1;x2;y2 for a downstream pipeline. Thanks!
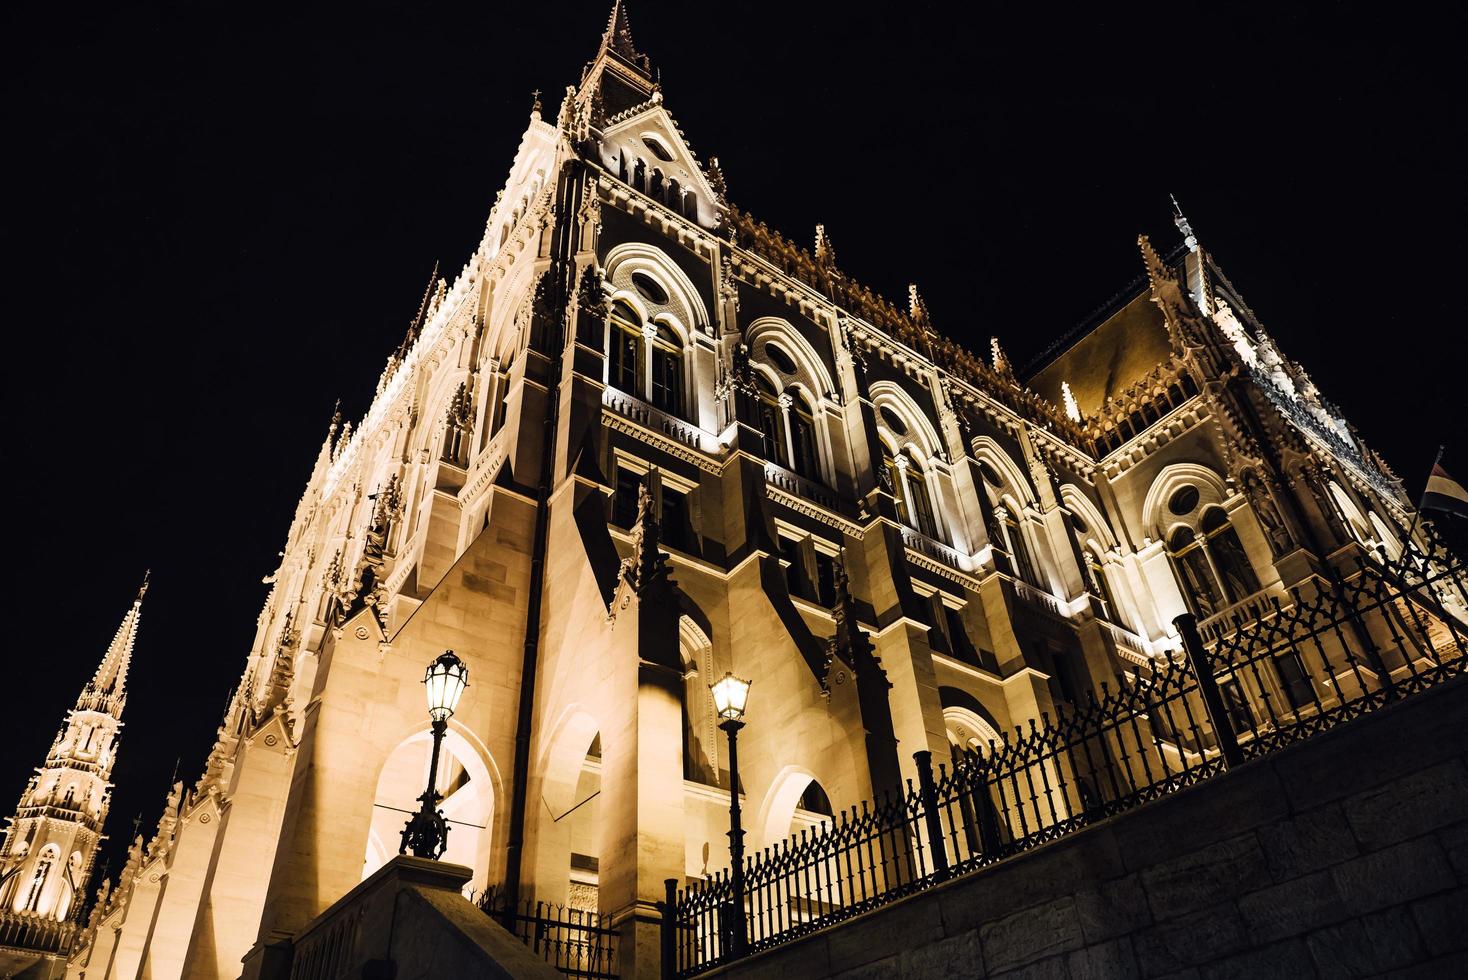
86;573;149;703
598;1;648;69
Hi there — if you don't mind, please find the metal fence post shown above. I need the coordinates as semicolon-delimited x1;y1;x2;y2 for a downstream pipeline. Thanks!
1173;613;1244;768
661;877;677;980
913;750;950;879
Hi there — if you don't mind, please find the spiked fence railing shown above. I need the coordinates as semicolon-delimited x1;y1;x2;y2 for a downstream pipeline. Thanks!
666;525;1466;976
477;887;619;980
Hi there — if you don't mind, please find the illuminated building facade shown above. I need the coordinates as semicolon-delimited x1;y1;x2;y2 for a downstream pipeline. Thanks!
58;4;1449;978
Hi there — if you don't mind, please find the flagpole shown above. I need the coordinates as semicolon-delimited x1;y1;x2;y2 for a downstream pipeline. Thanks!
1402;444;1446;563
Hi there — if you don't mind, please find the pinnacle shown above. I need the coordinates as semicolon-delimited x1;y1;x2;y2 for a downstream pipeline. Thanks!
88;576;149;701
593;0;651;77
602;1;638;59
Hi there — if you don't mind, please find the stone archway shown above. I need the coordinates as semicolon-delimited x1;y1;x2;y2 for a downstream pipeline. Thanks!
363;724;498;894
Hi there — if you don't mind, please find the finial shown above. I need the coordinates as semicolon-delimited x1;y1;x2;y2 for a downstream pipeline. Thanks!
136;570;151;604
530;89;542;116
990;336;1011;375
814;224;835;266
908;284;931;329
1171;194;1198;252
1061;381;1082;423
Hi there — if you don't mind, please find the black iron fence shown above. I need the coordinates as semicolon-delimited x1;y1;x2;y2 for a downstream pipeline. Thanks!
666;527;1467;976
477;887;619;980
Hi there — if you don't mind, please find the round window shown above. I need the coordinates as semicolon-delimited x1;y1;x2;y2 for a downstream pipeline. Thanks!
879;406;908;436
630;271;668;305
765;343;798;375
642;136;674;162
1168;485;1200;516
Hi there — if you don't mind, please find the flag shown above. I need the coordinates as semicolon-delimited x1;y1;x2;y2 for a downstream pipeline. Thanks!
1421;460;1468;520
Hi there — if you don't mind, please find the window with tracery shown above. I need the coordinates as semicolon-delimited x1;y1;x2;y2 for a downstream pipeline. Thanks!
1167;503;1261;619
607;298;687;420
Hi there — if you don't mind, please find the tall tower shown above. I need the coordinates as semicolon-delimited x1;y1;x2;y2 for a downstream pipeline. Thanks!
0;576;146;964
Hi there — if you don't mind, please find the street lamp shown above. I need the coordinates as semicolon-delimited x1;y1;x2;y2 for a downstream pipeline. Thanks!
709;671;751;956
399;650;469;860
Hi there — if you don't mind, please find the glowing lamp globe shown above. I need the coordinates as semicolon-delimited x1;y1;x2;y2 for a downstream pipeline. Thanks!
424;650;469;722
710;672;752;724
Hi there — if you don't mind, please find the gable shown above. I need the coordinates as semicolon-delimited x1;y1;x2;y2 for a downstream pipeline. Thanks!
598;105;719;229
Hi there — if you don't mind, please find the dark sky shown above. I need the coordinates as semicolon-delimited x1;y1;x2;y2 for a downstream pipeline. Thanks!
4;1;1464;878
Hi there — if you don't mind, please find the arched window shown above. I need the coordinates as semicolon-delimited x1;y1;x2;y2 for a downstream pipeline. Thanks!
904;452;939;539
756;375;787;466
788;392;819;480
1168;526;1223;618
1002;506;1040;587
25;846;57;912
1084;550;1118;622
648;323;684;414
608;301;643;396
1200;507;1260;602
632;158;646;194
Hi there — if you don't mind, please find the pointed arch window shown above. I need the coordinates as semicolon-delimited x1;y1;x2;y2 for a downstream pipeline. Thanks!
25;847;56;912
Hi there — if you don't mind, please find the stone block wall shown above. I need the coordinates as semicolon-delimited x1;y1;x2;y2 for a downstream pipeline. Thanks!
708;677;1468;979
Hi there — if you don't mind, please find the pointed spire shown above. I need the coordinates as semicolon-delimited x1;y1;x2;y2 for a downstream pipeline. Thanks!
598;1;647;68
1171;194;1198;252
1138;233;1169;284
396;261;440;362
86;573;149;703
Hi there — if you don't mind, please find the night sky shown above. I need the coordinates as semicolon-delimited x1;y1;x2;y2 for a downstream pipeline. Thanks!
4;2;1464;879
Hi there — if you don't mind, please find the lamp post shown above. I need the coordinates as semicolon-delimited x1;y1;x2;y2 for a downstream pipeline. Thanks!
399;650;469;860
709;671;751;957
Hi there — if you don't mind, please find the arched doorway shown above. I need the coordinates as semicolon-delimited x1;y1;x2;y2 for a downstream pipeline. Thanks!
364;725;497;893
